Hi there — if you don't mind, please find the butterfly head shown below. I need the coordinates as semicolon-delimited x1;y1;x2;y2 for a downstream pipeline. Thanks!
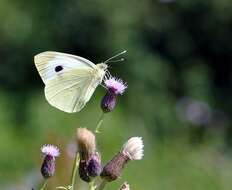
96;50;127;82
97;63;108;71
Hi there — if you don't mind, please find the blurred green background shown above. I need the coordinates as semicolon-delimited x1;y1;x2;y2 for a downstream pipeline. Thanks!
1;0;232;189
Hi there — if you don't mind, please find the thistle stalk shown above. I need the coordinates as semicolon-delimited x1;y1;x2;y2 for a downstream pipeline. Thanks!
70;152;80;190
95;112;105;133
40;179;48;190
97;179;107;190
89;180;96;190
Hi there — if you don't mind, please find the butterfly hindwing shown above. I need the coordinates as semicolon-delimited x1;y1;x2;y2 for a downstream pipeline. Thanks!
44;69;99;113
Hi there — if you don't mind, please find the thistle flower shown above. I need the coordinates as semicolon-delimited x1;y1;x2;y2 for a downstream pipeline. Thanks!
101;77;127;113
105;77;127;95
76;128;102;182
40;144;60;178
101;137;144;182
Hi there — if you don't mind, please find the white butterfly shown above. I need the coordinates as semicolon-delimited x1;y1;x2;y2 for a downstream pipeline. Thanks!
34;51;126;113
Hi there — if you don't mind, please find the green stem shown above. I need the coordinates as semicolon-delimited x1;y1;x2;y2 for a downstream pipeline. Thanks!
40;179;48;190
89;180;96;190
70;152;80;190
97;180;107;190
95;112;105;133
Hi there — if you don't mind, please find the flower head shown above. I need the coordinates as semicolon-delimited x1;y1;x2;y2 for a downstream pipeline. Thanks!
76;128;102;182
104;77;127;95
76;128;96;160
101;77;127;113
41;144;60;157
121;137;144;160
40;144;60;179
101;137;144;182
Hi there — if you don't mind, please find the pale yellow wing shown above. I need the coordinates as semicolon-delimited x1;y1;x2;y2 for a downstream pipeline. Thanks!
44;69;100;113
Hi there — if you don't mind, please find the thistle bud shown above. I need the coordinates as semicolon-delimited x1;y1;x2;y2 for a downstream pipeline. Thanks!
101;137;143;182
40;144;60;179
101;77;127;113
76;128;102;182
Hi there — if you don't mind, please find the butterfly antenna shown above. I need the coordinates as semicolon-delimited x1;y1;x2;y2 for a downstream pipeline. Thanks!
107;58;125;63
104;50;127;64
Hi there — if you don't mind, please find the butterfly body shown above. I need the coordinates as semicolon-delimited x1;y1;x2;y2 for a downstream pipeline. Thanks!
34;51;108;113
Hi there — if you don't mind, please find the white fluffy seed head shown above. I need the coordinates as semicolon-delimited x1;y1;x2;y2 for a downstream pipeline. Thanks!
76;128;96;159
121;137;144;160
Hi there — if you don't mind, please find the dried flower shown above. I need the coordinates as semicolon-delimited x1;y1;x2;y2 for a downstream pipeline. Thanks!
76;128;96;160
101;137;144;182
40;144;60;178
101;77;127;113
76;128;102;182
119;182;130;190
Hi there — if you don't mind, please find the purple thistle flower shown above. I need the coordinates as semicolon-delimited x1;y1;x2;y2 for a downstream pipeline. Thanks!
101;77;127;113
40;144;60;178
41;144;60;157
104;77;127;95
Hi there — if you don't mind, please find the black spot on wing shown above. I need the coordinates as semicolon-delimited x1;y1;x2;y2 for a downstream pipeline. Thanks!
55;65;63;72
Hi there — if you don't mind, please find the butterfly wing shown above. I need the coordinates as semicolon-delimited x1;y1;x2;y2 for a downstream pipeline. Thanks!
34;51;101;113
45;69;101;113
34;51;96;84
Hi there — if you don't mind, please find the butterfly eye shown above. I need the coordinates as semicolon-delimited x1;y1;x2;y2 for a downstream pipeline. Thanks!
55;65;63;72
